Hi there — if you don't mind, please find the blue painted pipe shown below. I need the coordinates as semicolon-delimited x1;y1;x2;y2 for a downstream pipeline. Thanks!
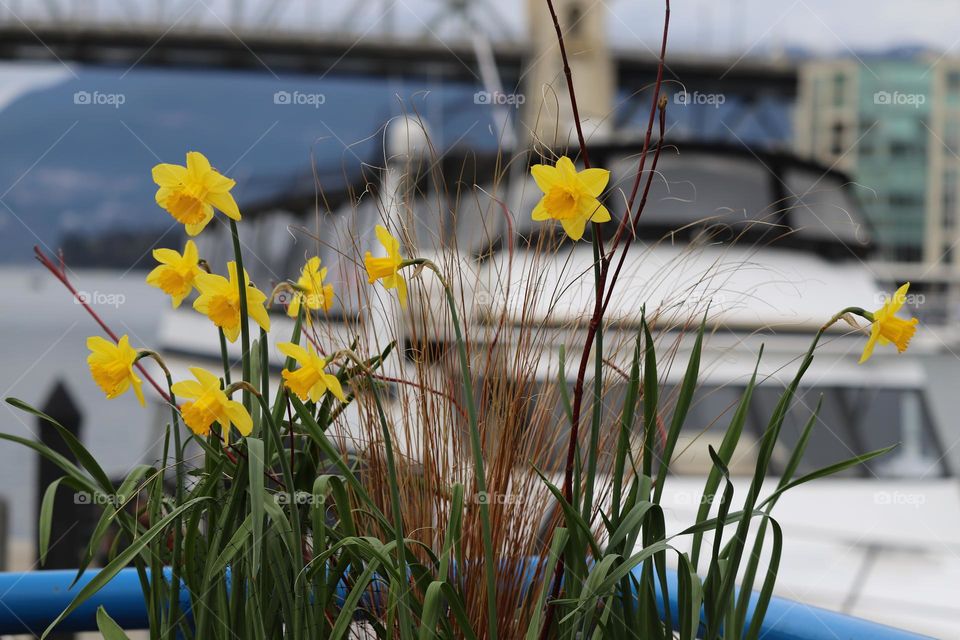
0;567;190;635
0;565;933;639
651;569;932;640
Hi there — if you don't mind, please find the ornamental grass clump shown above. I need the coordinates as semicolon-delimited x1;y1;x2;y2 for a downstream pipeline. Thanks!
4;2;914;639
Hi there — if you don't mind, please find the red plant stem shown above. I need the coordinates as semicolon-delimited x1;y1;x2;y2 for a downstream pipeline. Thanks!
605;1;672;260
34;245;285;487
546;0;591;170
539;1;671;635
34;246;172;403
601;99;668;317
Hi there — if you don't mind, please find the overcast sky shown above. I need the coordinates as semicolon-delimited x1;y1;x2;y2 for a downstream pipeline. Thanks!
605;0;960;55
3;0;960;57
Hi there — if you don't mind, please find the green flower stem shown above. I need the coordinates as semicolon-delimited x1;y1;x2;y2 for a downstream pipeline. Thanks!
822;307;869;332
218;328;232;387
399;258;499;640
582;232;605;522
229;218;252;412
135;350;185;640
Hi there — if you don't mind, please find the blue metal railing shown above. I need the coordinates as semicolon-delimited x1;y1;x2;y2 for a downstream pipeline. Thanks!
0;567;933;639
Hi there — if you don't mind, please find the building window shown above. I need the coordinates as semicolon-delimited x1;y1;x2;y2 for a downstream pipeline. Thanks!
946;121;960;154
832;73;846;107
890;140;923;157
944;170;957;230
948;71;960;92
894;245;923;262
889;192;923;208
830;122;846;156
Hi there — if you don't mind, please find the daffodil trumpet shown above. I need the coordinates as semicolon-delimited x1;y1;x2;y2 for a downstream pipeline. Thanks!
815;292;917;365
857;282;919;363
153;151;241;235
286;257;334;319
530;155;611;241
171;367;258;440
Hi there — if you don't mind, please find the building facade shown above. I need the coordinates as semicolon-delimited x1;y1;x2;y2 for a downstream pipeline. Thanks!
795;58;940;263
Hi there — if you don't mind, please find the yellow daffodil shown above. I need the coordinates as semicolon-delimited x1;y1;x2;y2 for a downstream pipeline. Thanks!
859;282;919;364
193;261;270;342
364;224;407;308
146;240;202;308
171;367;251;437
287;257;334;318
531;156;611;241
152;151;241;236
86;335;145;407
278;342;345;403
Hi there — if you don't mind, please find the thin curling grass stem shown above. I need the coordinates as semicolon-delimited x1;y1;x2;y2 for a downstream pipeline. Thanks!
229;219;252;412
368;379;415;640
400;258;498;640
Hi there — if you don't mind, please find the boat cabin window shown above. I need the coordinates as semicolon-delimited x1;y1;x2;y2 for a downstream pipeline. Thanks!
609;153;774;232
667;383;945;479
782;168;867;245
520;381;946;479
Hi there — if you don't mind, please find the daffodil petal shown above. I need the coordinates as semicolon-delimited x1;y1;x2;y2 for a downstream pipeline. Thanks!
86;336;113;353
171;380;204;399
555;156;578;180
151;248;181;265
560;216;587;241
396;276;408;309
152;163;188;187
278;342;311;363
578;168;610;196
248;299;271;332
590;203;611;223
207;191;241;220
225;401;253;436
531;164;561;193
132;377;146;407
532;198;552;221
186;151;212;178
324;374;345;401
191;367;222;390
889;282;910;314
375;224;398;254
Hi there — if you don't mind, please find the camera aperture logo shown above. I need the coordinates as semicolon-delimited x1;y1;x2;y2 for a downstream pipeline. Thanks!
873;91;926;108
73;91;126;109
273;491;322;505
75;290;125;309
874;490;925;509
473;491;524;505
474;90;525;108
874;290;924;309
273;90;326;108
75;492;129;506
674;90;725;108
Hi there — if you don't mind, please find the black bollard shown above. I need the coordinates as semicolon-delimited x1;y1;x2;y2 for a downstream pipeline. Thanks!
36;380;89;640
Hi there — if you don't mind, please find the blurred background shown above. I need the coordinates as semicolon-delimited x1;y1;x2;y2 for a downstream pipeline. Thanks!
1;0;959;636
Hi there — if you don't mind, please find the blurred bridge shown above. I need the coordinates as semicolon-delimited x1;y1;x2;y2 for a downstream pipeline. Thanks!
0;0;797;143
0;0;796;91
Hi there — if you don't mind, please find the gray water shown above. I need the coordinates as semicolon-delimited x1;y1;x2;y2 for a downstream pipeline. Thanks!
0;266;166;539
